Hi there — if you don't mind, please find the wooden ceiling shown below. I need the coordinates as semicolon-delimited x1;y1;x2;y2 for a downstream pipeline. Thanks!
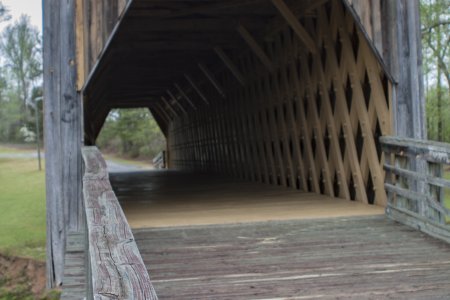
83;0;325;140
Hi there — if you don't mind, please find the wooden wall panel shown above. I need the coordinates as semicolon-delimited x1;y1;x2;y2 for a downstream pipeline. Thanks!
79;0;129;85
167;1;392;206
344;0;383;55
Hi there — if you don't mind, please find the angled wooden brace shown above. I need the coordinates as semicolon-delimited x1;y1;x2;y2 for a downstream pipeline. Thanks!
167;90;188;114
271;0;317;53
148;106;169;137
174;84;197;110
237;24;274;71
184;74;210;105
153;102;171;122
161;96;179;118
214;47;246;86
198;63;226;98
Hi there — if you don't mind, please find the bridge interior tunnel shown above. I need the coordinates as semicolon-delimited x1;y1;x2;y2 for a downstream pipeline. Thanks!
83;0;393;224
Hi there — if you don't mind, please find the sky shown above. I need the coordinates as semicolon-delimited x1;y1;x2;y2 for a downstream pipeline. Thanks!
0;0;42;33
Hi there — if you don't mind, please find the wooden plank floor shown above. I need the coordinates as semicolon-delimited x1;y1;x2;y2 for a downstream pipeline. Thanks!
61;231;85;300
134;216;450;299
110;170;384;228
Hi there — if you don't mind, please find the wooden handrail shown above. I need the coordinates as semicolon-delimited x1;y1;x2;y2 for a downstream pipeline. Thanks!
380;136;450;243
81;147;158;300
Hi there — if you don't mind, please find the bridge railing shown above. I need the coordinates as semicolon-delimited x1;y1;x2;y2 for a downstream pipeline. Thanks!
380;136;450;243
81;146;158;300
152;151;166;169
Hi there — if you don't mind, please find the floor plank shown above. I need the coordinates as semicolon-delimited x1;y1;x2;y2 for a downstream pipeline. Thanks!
111;170;383;228
134;216;450;299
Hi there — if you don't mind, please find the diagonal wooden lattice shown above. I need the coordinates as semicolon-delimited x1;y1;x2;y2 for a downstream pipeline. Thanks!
167;0;392;206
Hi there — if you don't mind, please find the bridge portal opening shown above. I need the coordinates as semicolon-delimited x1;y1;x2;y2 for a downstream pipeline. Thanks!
96;108;166;167
82;0;393;228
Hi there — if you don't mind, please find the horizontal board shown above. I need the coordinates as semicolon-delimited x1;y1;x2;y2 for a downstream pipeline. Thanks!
81;147;157;300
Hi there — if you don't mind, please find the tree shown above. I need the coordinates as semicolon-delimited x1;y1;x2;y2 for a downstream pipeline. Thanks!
0;1;10;23
97;109;166;160
0;15;42;123
421;0;450;142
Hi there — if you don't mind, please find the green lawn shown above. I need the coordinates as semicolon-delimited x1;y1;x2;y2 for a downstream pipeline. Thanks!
0;145;36;154
0;156;46;261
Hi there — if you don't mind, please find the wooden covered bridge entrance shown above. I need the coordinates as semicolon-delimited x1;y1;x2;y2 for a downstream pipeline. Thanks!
43;0;450;298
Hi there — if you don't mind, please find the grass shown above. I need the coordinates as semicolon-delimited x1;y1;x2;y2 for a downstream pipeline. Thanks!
0;153;46;261
0;144;36;154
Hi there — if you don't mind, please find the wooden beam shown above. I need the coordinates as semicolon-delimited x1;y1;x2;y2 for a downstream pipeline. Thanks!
92;106;111;143
198;63;226;99
44;0;83;288
149;106;169;137
147;0;264;19
175;83;197;110
184;74;210;105
214;47;246;86
43;0;64;287
81;147;158;300
161;95;182;117
75;0;85;91
155;101;173;120
270;0;317;53
237;24;273;71
167;89;188;114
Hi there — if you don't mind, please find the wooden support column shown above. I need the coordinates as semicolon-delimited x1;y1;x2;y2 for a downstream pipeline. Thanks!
382;0;426;139
44;0;82;288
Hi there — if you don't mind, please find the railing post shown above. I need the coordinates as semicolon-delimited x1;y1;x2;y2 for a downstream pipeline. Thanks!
380;136;450;243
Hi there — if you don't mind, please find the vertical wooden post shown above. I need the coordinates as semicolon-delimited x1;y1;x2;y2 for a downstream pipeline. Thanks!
43;0;63;287
382;0;427;214
44;0;82;288
382;0;426;139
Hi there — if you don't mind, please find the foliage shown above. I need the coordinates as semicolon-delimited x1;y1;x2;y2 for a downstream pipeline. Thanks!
0;1;10;23
425;85;450;141
1;15;42;103
97;109;166;160
0;152;46;261
421;0;450;142
0;14;42;144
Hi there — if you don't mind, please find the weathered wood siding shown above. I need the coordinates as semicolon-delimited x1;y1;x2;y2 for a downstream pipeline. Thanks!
76;0;129;88
381;0;426;139
44;0;83;288
168;1;392;207
344;0;383;56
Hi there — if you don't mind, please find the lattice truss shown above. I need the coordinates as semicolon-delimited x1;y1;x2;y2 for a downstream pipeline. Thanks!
167;1;392;205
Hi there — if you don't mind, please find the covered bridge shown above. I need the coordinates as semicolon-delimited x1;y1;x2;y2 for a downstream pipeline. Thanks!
43;0;450;298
